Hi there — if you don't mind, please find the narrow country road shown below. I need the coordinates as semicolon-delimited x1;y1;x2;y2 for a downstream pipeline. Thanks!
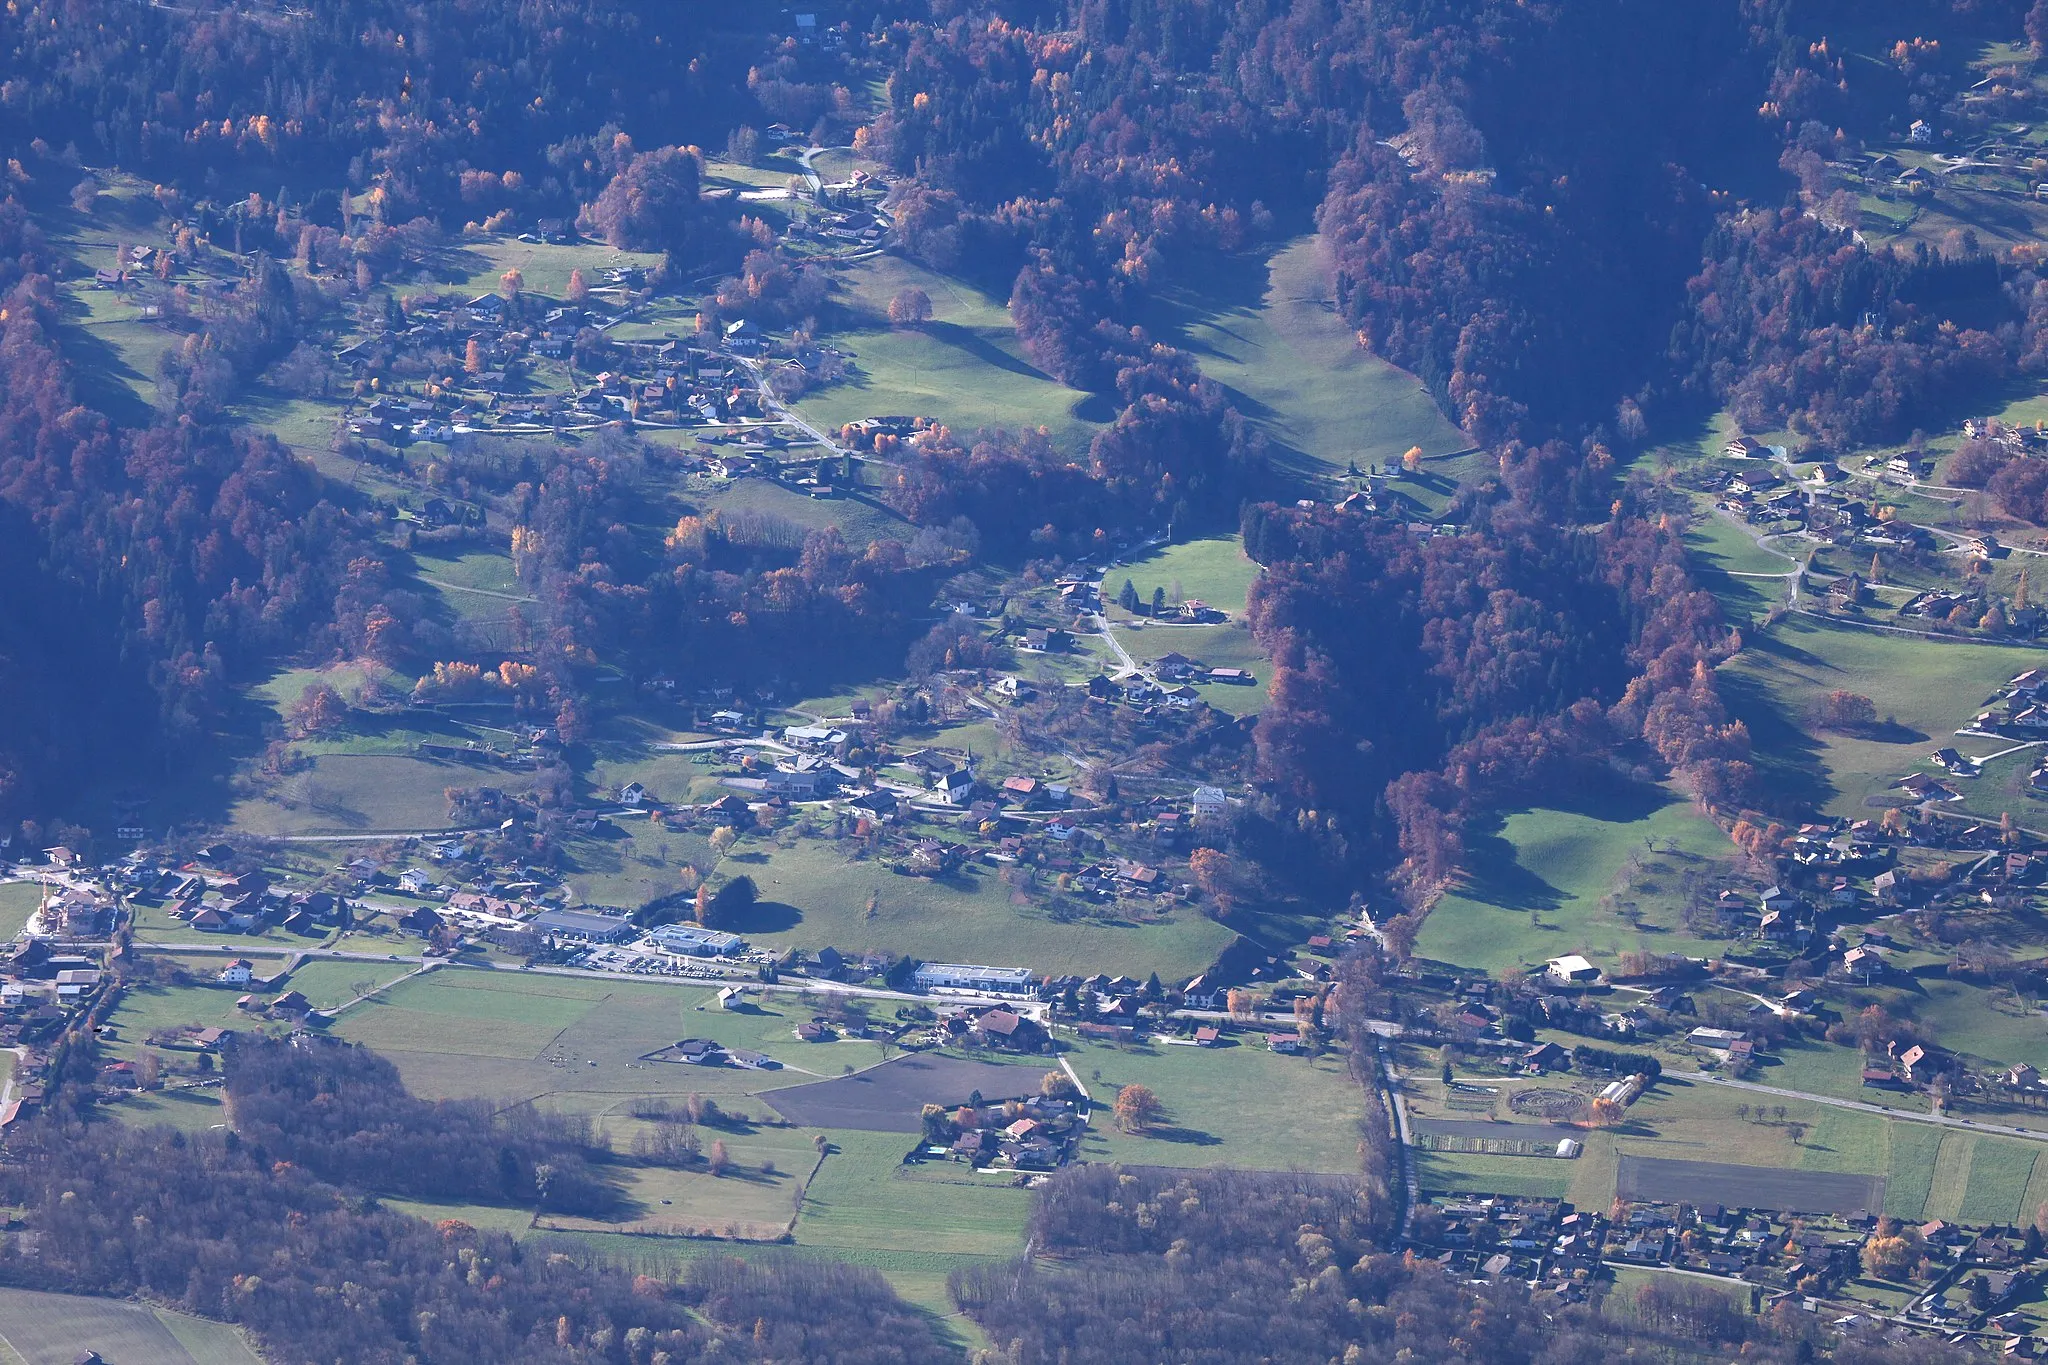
1682;1070;2048;1143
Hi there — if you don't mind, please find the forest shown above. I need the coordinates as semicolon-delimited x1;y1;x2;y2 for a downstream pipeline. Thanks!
0;1034;956;1365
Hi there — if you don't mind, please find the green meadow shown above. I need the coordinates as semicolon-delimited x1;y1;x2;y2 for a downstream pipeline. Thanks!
1138;235;1471;489
1720;614;2046;818
795;255;1107;453
1414;783;1738;975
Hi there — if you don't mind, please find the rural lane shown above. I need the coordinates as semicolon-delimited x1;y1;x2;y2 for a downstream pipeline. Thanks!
1682;1070;2048;1144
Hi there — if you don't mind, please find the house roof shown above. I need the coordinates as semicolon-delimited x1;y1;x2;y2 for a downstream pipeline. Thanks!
977;1009;1023;1036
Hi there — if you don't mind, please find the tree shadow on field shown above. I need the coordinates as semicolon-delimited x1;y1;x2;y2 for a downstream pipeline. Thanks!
1145;1124;1222;1147
1716;668;1838;813
918;320;1056;384
730;899;803;934
1451;826;1565;914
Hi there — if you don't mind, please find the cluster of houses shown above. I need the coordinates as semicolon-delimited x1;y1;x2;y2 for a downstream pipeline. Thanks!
1414;1191;2048;1350
1962;418;2048;456
1409;1195;1612;1301
1703;454;1938;552
1973;668;2048;745
918;1090;1084;1172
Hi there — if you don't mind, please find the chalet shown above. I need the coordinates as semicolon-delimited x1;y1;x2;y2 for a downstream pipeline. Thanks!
1521;1042;1566;1072
703;793;753;827
1730;469;1782;498
1891;772;1960;802
975;1008;1044;1050
1724;436;1767;459
1758;885;1798;914
398;906;443;937
1267;1032;1307;1055
847;789;899;818
1897;1043;1943;1084
1194;1026;1221;1046
218;959;255;986
1114;860;1164;892
618;781;649;808
1191;786;1229;824
1001;776;1042;806
269;990;311;1016
1863;1066;1903;1089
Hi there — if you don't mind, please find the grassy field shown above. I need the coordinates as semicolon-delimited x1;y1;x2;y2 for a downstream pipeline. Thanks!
1910;978;2045;1071
0;882;42;940
1406;1065;2046;1221
334;969;613;1061
796;1130;1034;1258
1138;236;1469;489
1720;616;2048;819
1065;1034;1365;1173
320;971;1035;1325
228;752;514;835
1413;783;1738;975
559;816;719;911
795;255;1107;454
689;477;914;549
539;1121;821;1240
0;1288;263;1365
329;971;889;1107
447;236;666;301
673;836;1235;980
1106;536;1259;618
1684;510;1798;579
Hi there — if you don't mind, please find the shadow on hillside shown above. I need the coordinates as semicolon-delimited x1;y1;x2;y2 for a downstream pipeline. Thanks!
1717;668;1838;814
1451;827;1566;914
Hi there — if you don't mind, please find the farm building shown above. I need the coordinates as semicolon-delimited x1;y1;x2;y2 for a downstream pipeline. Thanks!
530;908;634;943
1687;1027;1747;1053
1545;954;1600;985
913;962;1035;995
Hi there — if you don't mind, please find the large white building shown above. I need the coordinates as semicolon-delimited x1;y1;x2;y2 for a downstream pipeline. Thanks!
651;923;745;957
912;962;1034;995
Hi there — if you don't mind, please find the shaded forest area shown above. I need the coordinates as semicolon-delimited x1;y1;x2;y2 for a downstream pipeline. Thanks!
0;1034;956;1365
